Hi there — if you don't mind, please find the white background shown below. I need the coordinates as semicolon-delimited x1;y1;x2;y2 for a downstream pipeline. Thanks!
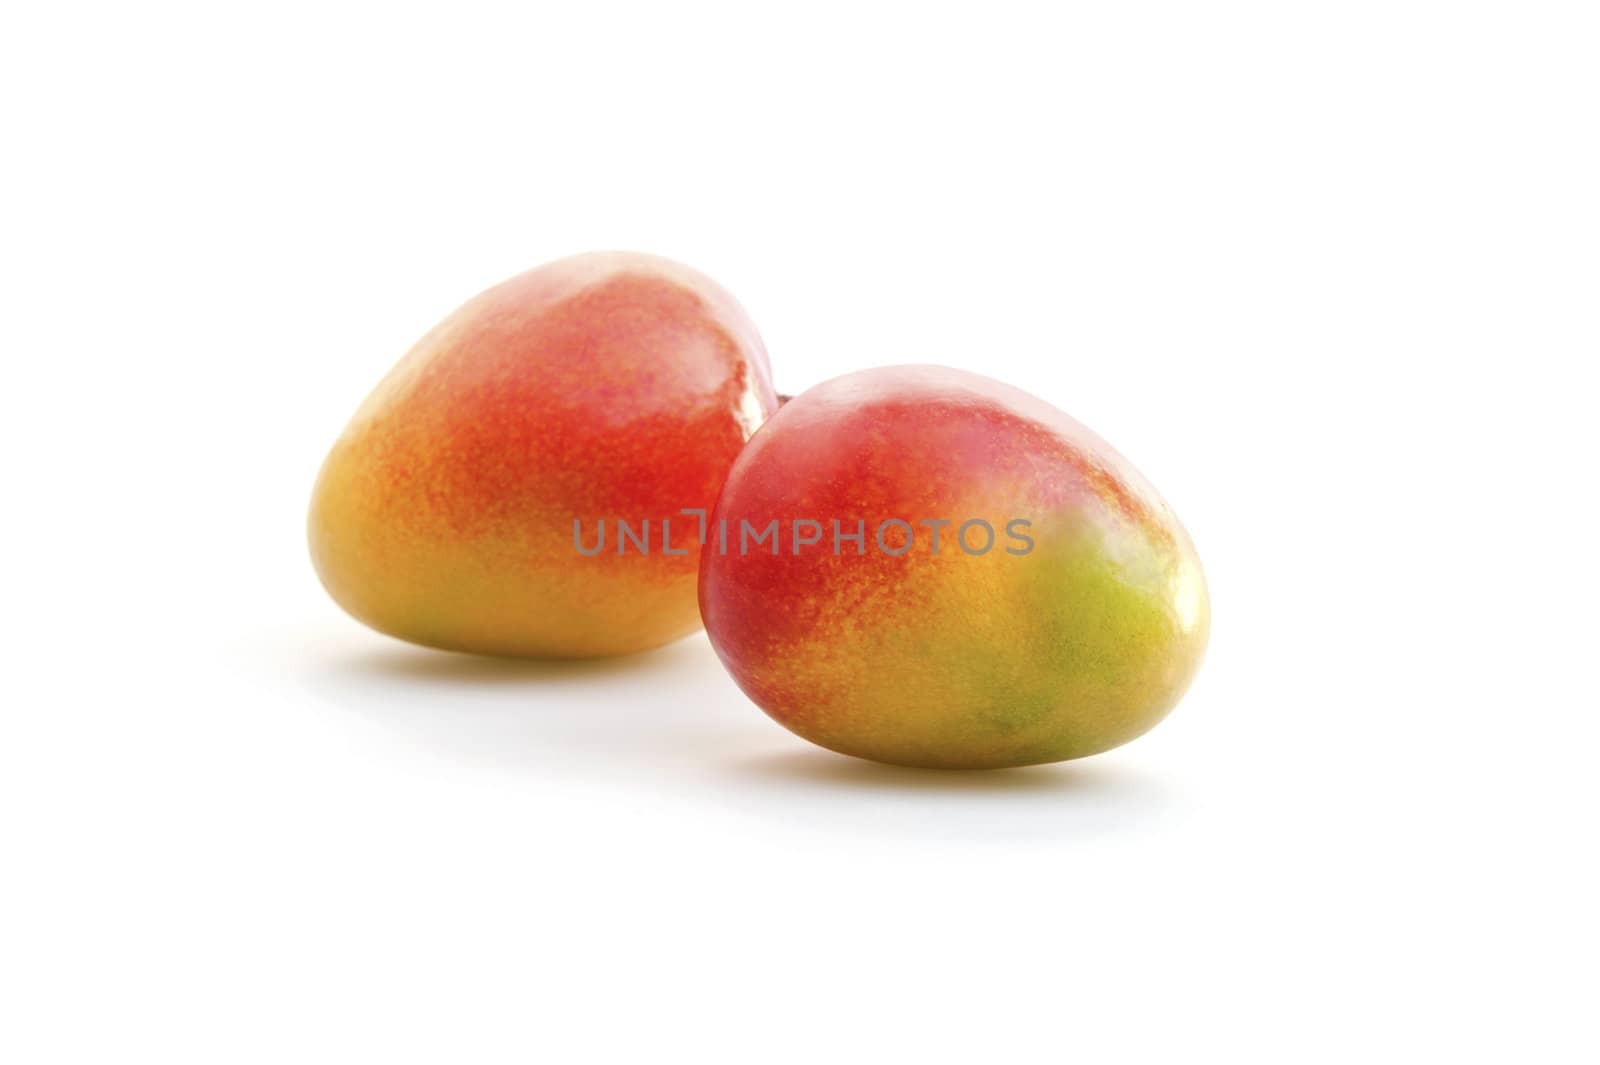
4;2;1596;1061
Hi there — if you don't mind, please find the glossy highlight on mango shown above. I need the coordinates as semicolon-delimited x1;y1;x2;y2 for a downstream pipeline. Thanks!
310;251;778;657
698;365;1208;768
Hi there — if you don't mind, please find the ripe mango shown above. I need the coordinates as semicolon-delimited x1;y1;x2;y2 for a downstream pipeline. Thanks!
698;365;1207;767
310;252;778;657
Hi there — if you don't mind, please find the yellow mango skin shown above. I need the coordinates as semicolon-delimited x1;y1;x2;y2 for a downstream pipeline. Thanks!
310;252;778;658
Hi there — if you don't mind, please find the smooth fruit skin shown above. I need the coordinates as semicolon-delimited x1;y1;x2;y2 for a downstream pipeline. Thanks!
698;365;1208;768
310;251;778;657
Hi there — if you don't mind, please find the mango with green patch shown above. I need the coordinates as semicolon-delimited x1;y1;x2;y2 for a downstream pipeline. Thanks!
698;365;1208;768
310;251;778;657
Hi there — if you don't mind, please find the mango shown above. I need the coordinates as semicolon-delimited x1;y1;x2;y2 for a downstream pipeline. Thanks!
310;252;778;657
697;365;1208;768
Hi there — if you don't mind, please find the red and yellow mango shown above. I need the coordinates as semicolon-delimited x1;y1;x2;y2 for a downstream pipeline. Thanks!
698;365;1208;768
310;251;778;657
